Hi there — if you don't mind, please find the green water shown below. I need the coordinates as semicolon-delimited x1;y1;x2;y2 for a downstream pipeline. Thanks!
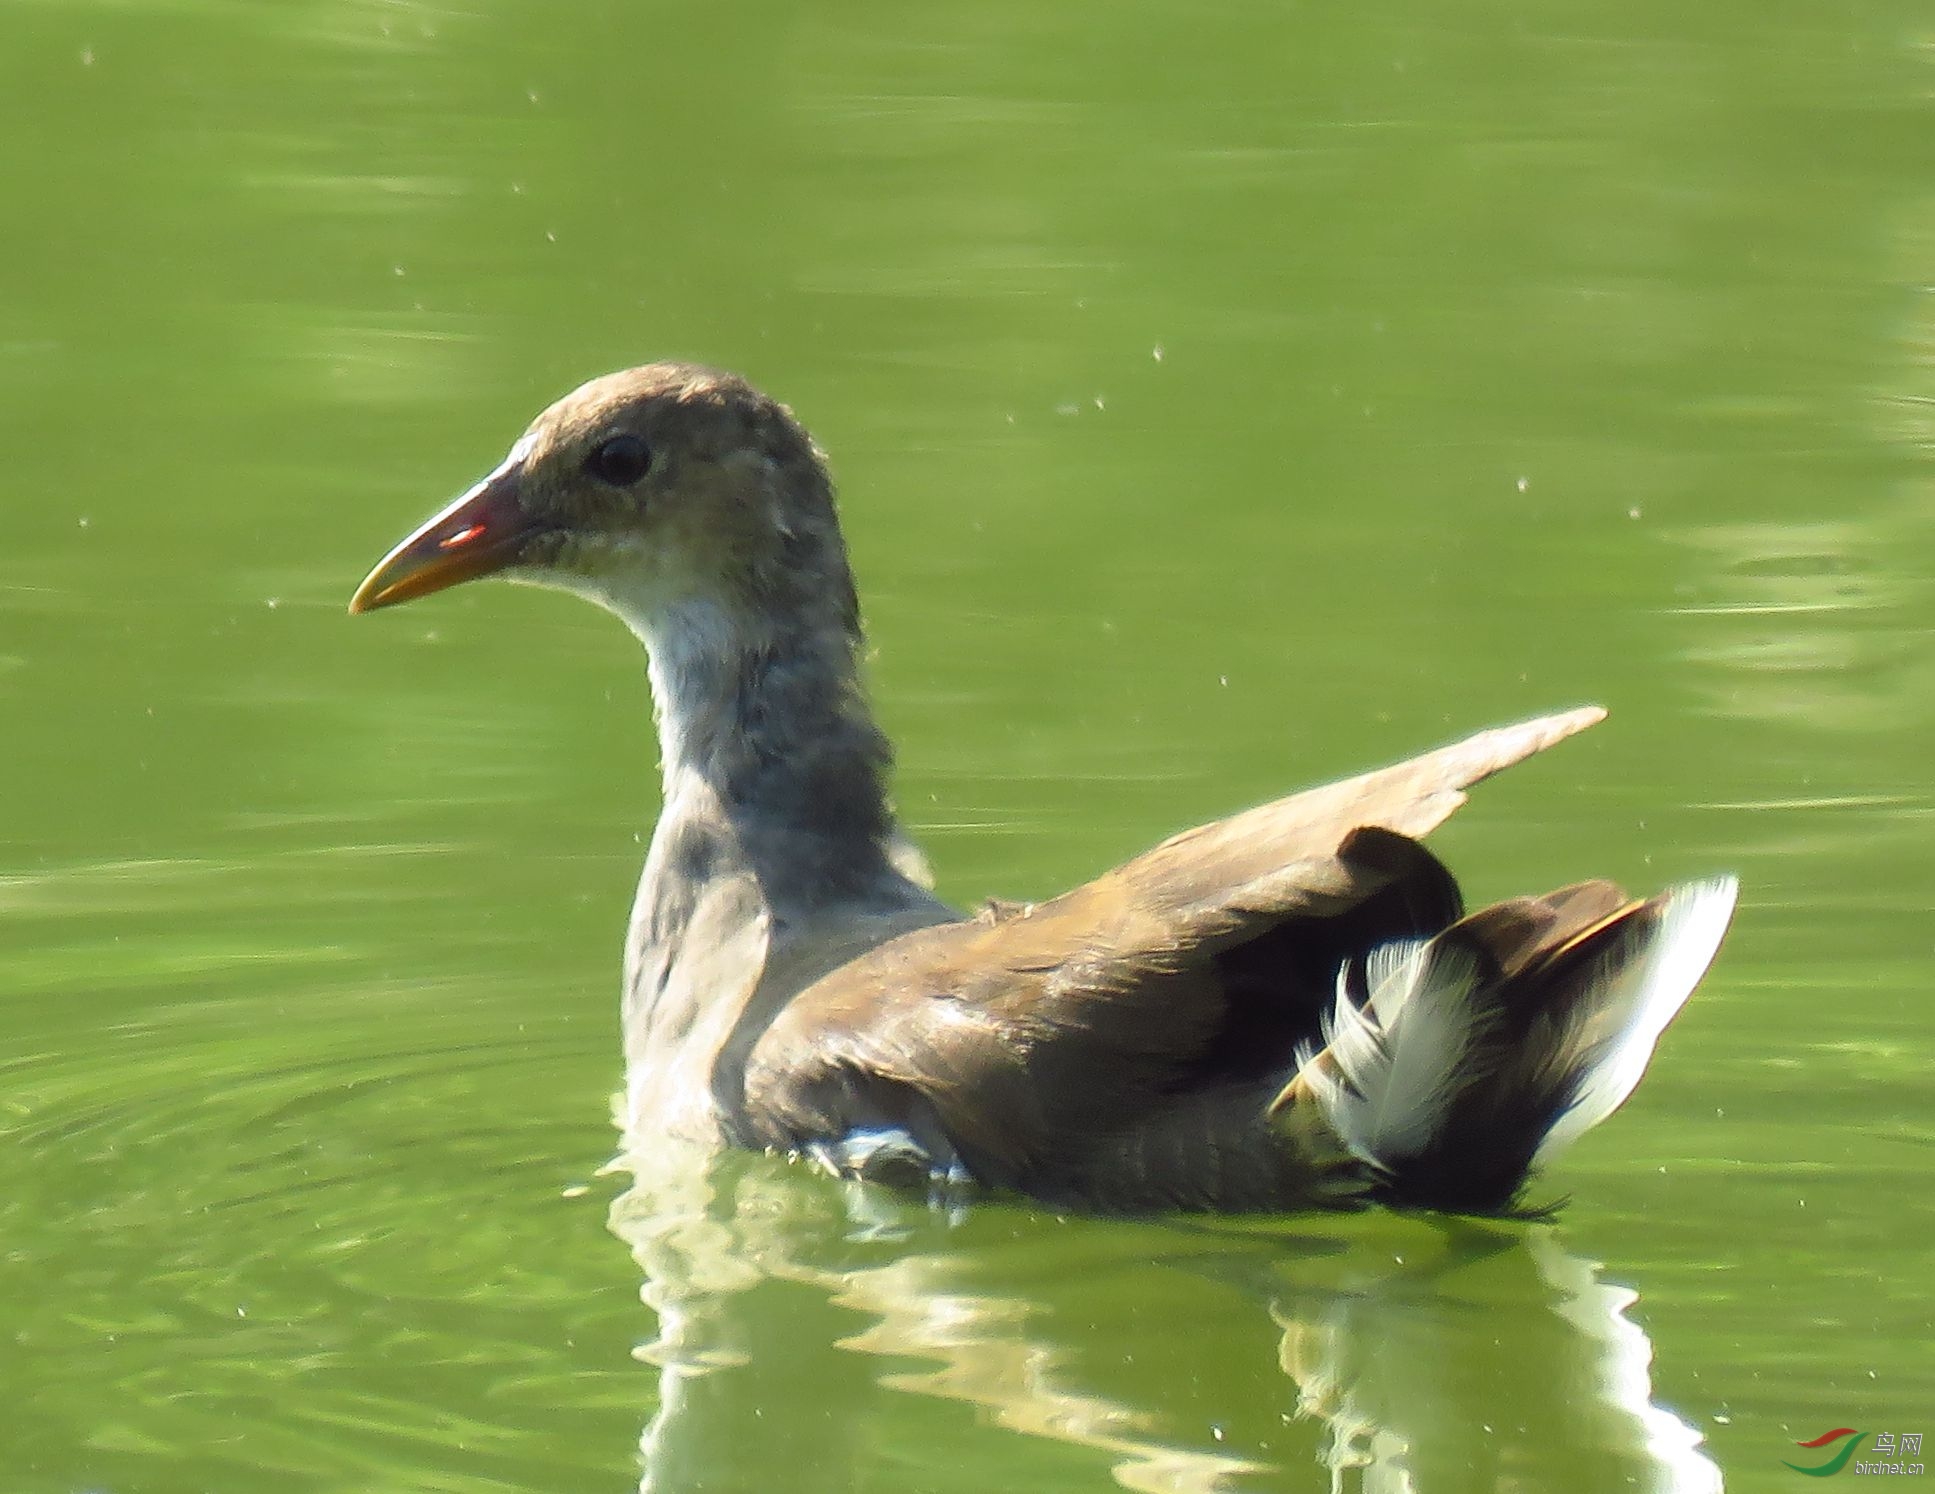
4;2;1931;1490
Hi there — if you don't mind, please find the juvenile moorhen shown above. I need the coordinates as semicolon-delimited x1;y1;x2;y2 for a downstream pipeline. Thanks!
351;363;1736;1214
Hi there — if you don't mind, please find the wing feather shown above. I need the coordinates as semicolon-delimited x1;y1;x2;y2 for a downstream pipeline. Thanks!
741;709;1606;1202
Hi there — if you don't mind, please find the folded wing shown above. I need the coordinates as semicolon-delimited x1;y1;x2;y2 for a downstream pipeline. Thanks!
738;707;1728;1213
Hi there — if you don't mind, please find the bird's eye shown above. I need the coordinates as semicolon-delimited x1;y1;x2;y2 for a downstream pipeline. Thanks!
586;433;652;487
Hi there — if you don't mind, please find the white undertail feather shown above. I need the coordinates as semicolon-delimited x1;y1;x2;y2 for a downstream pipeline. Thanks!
1530;876;1738;1165
1299;938;1488;1171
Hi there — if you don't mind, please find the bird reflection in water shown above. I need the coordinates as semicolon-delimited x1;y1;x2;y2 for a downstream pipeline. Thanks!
608;1142;1719;1493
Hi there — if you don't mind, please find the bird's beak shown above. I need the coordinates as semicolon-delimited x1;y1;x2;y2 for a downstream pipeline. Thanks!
349;457;542;614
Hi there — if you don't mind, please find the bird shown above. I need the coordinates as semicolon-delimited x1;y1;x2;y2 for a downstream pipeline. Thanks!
350;362;1736;1216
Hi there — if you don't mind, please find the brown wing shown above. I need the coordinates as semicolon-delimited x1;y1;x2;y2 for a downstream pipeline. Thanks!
739;708;1605;1206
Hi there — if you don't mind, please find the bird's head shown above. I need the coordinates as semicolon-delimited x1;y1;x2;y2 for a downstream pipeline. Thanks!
349;363;854;634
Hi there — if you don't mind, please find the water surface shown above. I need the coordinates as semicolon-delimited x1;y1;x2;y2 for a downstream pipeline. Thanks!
3;1;1931;1489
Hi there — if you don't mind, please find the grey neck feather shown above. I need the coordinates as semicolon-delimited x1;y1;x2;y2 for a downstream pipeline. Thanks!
636;587;903;911
583;558;948;1139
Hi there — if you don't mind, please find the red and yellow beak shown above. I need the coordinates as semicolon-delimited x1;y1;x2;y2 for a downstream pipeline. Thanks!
348;463;540;614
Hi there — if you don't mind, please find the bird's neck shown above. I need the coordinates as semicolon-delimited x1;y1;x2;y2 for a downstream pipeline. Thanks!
611;576;928;932
643;593;900;880
605;582;942;1142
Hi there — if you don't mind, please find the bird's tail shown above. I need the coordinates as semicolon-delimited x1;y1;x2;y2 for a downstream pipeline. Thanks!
1278;876;1737;1214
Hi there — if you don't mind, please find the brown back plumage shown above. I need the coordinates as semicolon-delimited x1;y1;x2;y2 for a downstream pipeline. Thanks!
738;707;1734;1214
